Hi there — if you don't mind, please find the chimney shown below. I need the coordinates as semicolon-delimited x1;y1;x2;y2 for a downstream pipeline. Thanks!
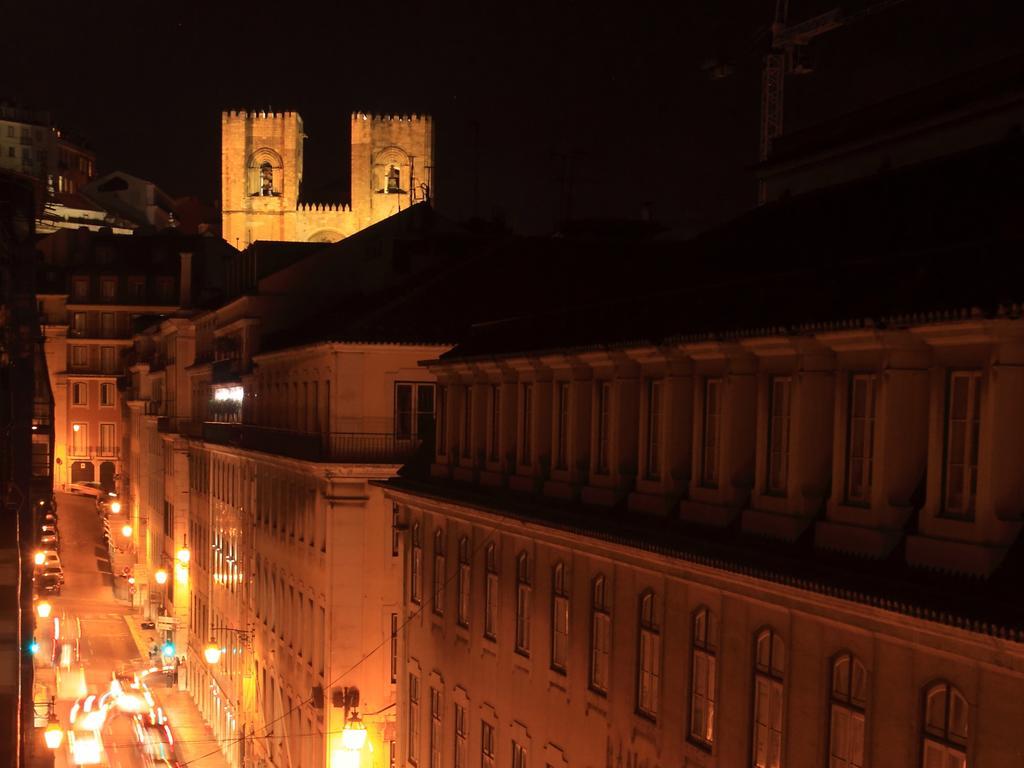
179;252;192;306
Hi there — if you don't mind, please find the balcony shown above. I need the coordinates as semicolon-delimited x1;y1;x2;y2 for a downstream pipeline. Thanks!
211;357;242;384
200;423;423;464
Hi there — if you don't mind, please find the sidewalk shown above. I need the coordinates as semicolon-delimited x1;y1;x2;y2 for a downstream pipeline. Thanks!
123;613;230;768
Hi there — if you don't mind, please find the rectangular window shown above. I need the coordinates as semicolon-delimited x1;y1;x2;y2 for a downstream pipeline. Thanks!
128;277;145;300
701;378;722;487
100;312;114;338
944;371;982;519
437;385;447;456
157;277;174;302
457;537;471;629
100;383;114;407
645;380;662;480
767;377;792;495
71;345;87;368
689;609;718;747
433;531;446;617
71;423;87;456
72;382;87;406
590;577;610;694
595;381;611;474
488;384;501;462
72;278;89;300
637;592;660;719
411;524;422;604
408;674;420;765
392;504;400;558
512;741;527;768
71;311;87;337
100;278;116;300
515;554;531;656
555;382;570;470
753;630;785;768
101;346;115;373
454;704;467;768
481;722;495;768
99;423;115;456
846;374;877;504
395;382;436;440
430;688;442;768
551;565;569;673
390;613;398;684
462;387;473;460
484;545;498;641
520;383;533;466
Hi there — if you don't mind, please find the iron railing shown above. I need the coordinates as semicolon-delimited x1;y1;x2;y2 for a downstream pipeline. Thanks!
200;423;423;464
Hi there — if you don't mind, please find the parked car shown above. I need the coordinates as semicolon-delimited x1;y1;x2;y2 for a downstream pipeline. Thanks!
41;564;64;586
39;534;59;552
39;524;57;539
37;551;60;570
39;510;57;525
69;481;106;498
36;572;61;596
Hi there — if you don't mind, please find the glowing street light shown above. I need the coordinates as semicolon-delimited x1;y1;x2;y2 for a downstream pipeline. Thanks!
36;601;52;619
72;424;80;432
176;547;191;564
110;501;122;514
203;643;223;665
33;551;45;566
341;713;368;751
121;524;132;538
154;569;168;585
43;718;64;749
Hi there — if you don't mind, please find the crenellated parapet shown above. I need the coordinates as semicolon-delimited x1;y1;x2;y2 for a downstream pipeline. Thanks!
222;110;300;120
351;111;432;124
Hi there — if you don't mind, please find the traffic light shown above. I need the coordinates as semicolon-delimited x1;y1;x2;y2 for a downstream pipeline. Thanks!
28;639;39;655
161;642;175;658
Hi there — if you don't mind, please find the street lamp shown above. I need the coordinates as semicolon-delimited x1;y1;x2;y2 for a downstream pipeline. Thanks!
33;551;45;566
341;712;368;750
176;547;191;564
36;601;52;619
154;569;168;585
121;524;133;538
43;716;63;749
203;643;223;664
110;501;122;514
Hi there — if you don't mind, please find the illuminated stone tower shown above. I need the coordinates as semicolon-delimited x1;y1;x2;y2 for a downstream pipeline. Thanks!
221;110;434;249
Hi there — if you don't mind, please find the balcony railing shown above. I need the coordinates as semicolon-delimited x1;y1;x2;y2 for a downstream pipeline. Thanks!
68;447;120;459
200;423;423;464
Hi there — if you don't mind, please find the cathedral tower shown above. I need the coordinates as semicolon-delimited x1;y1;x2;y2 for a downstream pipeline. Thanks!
220;110;434;248
349;113;435;231
221;110;305;249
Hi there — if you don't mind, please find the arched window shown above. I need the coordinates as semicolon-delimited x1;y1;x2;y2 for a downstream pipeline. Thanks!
922;682;968;768
550;562;569;673
636;590;661;719
248;149;283;197
432;528;446;616
456;536;470;628
515;552;531;655
830;653;868;768
410;523;422;604
752;628;785;768
689;607;718;748
483;544;498;640
590;575;610;694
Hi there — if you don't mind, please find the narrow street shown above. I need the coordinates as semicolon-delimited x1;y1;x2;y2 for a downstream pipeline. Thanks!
35;492;160;768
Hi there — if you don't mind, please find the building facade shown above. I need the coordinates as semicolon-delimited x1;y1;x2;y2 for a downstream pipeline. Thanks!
220;111;434;249
385;311;1024;768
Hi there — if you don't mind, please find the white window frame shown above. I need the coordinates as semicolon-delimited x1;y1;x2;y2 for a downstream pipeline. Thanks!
829;653;868;768
921;682;968;768
70;423;87;457
408;674;421;765
432;529;446;617
636;590;661;719
457;537;471;629
943;371;982;519
846;374;877;504
590;575;610;695
429;687;442;768
481;721;495;768
515;552;531;656
752;628;785;768
454;703;467;768
484;544;498;641
99;423;115;456
550;562;569;674
72;381;87;406
689;607;718;748
100;382;115;407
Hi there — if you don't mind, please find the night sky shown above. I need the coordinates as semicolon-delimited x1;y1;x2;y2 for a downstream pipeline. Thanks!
3;0;1021;234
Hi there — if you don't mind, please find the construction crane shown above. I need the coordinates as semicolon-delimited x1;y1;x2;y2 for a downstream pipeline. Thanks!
759;0;910;200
